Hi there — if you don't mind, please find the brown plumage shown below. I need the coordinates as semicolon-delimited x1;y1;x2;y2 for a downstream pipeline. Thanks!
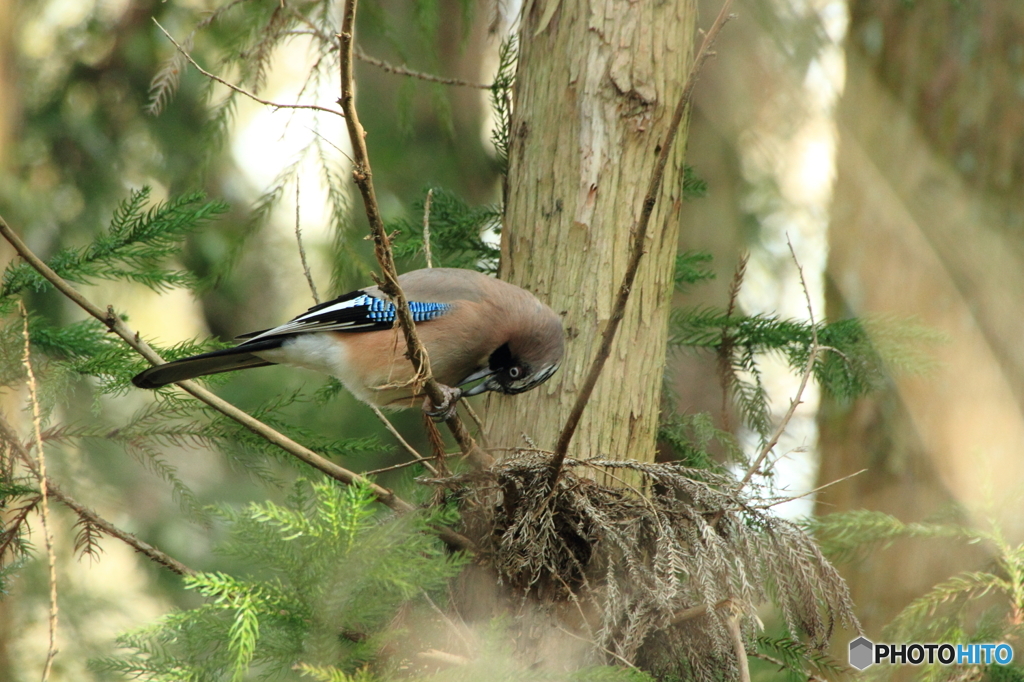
132;268;565;410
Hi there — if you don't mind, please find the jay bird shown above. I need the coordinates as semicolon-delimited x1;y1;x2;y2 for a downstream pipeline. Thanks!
131;268;564;417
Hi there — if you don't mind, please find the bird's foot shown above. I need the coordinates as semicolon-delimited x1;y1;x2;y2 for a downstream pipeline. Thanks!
423;384;463;422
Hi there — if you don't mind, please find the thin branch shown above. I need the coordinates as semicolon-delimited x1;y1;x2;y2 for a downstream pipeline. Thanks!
0;495;39;562
736;237;818;491
415;650;470;667
294;179;321;304
754;468;866;509
0;215;476;554
0;411;196;577
361;451;458;477
370;405;437;476
282;2;491;88
719;253;748;432
726;611;752;682
336;4;492;470
281;1;335;44
422;188;434;269
355;47;492;89
421;590;475;654
589;466;657;513
486;445;554;454
54;484;196;576
423;415;450;476
305;126;355;165
20;305;59;681
670;598;734;625
153;20;346;118
672;598;754;681
555;625;640;670
749;652;827;682
548;0;736;487
459;400;488;446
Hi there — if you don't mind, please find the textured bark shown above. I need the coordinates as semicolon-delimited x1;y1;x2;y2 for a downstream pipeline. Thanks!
484;0;697;479
819;1;1024;635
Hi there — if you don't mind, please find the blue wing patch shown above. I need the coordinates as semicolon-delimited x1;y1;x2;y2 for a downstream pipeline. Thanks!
358;294;450;323
237;291;451;344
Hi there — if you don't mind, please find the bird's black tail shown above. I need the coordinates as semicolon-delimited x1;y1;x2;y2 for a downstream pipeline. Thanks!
131;338;284;389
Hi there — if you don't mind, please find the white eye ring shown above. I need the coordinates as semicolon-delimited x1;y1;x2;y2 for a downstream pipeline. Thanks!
509;366;522;379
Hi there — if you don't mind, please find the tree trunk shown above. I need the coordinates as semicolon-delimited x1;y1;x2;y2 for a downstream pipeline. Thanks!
819;0;1024;635
484;0;697;479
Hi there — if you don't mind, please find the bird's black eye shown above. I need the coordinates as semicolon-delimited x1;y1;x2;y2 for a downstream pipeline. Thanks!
508;366;522;379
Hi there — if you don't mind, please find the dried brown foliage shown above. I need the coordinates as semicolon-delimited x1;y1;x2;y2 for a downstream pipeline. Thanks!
432;452;860;680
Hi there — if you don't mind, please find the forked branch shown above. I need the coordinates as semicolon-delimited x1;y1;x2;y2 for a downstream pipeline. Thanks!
547;0;736;487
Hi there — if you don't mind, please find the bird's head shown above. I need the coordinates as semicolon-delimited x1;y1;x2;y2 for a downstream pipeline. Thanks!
461;306;564;397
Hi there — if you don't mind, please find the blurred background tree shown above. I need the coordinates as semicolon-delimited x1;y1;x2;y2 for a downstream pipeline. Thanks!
677;0;1024;672
818;0;1024;640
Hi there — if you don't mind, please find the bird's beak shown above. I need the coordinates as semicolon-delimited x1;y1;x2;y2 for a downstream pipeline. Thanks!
458;366;496;387
462;381;495;397
459;367;497;397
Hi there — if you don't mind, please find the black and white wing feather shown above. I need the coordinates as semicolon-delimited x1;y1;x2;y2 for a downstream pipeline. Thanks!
131;290;452;389
236;291;452;344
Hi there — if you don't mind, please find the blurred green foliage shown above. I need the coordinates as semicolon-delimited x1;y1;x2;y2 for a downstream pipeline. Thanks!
807;509;1024;681
91;480;469;681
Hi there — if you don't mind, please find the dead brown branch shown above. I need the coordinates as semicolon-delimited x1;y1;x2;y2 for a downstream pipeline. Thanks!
726;609;752;682
670;598;733;625
423;415;450;476
422;188;434;269
441;453;858;674
20;305;59;680
370;405;437;476
548;0;736;487
336;0;491;471
0;214;476;554
361;451;459;477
